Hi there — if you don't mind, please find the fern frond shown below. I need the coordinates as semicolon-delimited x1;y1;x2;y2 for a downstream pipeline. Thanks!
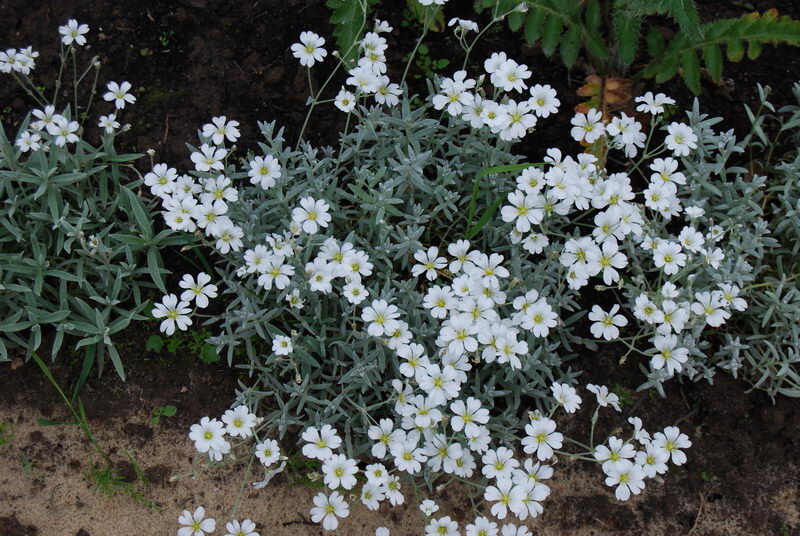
612;2;644;65
629;0;703;40
642;10;800;94
485;0;609;68
327;0;377;67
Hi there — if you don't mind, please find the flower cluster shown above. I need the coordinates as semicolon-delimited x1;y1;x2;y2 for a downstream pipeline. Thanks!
429;53;560;142
178;506;259;536
152;273;218;335
493;96;747;386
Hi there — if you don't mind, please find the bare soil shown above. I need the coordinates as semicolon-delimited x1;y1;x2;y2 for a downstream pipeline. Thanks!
1;0;799;535
0;337;798;535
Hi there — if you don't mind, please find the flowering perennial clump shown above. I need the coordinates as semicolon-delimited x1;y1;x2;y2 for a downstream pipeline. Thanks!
138;12;797;532
3;5;794;535
0;20;184;375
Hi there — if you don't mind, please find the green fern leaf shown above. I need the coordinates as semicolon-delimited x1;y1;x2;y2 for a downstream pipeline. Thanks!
726;38;745;61
680;49;701;94
747;39;763;59
518;0;610;61
585;0;602;33
630;0;703;39
524;7;548;45
643;11;800;94
702;44;723;83
508;11;526;31
613;6;643;65
560;25;582;67
646;27;666;57
541;14;564;57
327;0;375;67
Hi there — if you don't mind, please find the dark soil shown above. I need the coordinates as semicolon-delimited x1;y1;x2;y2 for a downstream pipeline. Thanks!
2;0;799;165
1;1;799;534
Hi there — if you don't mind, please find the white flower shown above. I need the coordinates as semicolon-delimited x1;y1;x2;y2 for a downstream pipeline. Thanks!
604;460;645;501
437;312;479;355
425;516;459;536
585;238;627;285
418;0;448;5
361;483;386;511
188;417;226;453
649;157;686;185
334;88;357;113
588;304;627;340
481;447;519;480
15;131;41;152
448;17;479;32
98;114;120;134
449;397;489;434
466;516;498;536
551;382;582;413
367;418;397;458
322;454;359;490
528;84;560;118
346;65;381;93
623;424;649;459
653;241;686;275
343;281;369;305
291;31;328;67
191;143;227;172
224;519;259;536
635;91;675;114
501;525;532;536
412;246;447;280
492;59;531;93
652;426;692;465
272;334;293;356
420;499;440;517
59;19;90;46
718;283;747;311
484;479;525;519
522;417;562;460
594;436;636;473
651;334;689;375
201;115;240;145
586;384;621;411
178;272;218;308
178;506;215;536
46;116;79;146
302;425;342;460
570;109;605;143
374;77;402;106
432;70;476;116
30;105;56;131
390;437;427;474
222;405;257;438
636;443;669;478
664;122;698;157
522;299;558;338
468;252;509;288
365;462;389;486
292;196;332;234
103;81;136;110
152;294;192;335
248;155;282;190
361;299;401;337
497;100;537;141
501;190;543;232
310;491;349;531
374;19;393;33
255;439;281;467
691;291;730;327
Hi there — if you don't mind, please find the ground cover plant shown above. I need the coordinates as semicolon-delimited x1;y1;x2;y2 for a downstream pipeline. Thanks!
0;0;798;535
0;26;186;379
